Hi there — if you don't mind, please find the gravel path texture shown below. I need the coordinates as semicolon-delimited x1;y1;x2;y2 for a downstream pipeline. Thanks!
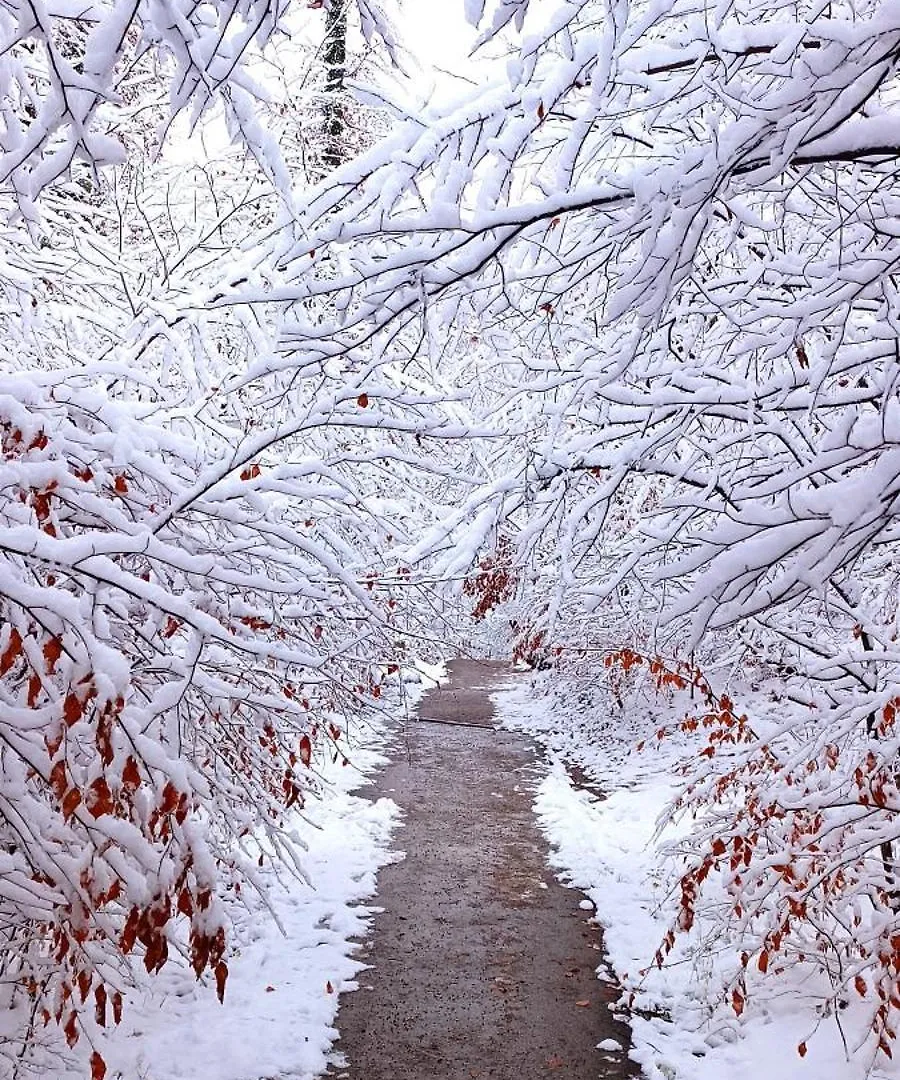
328;658;635;1080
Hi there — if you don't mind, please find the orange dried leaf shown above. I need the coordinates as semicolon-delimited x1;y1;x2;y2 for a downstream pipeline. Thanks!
63;693;83;727
87;777;114;818
43;636;62;673
0;627;22;675
62;788;82;821
49;759;67;799
64;1011;78;1048
215;961;228;1003
160;780;179;814
299;734;312;767
27;673;42;706
122;756;141;791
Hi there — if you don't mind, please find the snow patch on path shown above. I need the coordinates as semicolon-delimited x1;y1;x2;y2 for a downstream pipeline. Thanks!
494;683;899;1080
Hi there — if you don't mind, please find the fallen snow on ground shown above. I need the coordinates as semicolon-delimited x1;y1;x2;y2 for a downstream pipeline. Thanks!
49;663;444;1080
494;682;899;1080
90;730;398;1080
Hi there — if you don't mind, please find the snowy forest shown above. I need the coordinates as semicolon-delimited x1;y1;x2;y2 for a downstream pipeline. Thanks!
1;0;899;1076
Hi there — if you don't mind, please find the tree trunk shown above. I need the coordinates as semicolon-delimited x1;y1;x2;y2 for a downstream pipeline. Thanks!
322;0;348;173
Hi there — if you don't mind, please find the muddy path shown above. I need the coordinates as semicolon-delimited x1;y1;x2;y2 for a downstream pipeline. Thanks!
328;658;635;1080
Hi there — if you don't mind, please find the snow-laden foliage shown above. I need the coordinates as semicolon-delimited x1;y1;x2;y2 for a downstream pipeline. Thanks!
0;4;474;1071
0;0;396;215
236;0;900;1060
0;336;454;1067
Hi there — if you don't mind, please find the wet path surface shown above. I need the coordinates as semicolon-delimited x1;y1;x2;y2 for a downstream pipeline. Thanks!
328;659;635;1080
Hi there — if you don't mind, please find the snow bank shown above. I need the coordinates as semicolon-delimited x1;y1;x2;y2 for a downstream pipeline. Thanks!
46;696;420;1080
494;682;900;1080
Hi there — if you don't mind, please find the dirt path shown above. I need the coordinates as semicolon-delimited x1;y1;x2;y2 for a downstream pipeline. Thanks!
328;659;635;1080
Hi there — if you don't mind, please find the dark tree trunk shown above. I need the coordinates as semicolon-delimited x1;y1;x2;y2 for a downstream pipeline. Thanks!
322;0;348;173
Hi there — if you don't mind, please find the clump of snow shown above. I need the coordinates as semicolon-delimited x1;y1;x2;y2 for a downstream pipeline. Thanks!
410;658;447;689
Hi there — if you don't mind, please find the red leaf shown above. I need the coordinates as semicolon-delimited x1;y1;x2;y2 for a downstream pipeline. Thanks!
537;101;546;120
326;980;334;994
90;1051;106;1080
63;693;83;727
27;673;42;707
239;464;261;481
49;759;67;799
113;474;128;494
122;756;141;792
731;988;744;1017
160;780;180;814
357;393;369;408
43;636;62;673
87;777;114;818
215;961;228;1004
299;734;312;767
95;984;107;1027
64;1011;78;1048
855;975;867;997
711;838;726;856
0;628;22;675
797;1042;807;1058
757;950;769;974
112;991;123;1025
62;788;82;821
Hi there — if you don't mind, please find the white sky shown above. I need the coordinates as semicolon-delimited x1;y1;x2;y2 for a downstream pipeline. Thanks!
402;1;480;75
164;0;495;167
